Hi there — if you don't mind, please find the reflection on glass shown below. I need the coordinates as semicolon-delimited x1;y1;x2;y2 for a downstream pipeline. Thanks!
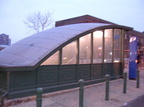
79;34;91;64
93;30;103;63
62;41;77;64
104;29;112;63
41;51;59;65
114;29;121;63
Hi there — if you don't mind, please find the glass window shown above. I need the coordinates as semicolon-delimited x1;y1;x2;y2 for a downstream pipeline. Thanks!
62;41;77;64
93;30;103;63
124;33;130;58
41;51;59;65
79;34;91;64
104;29;113;63
114;29;121;63
124;33;130;68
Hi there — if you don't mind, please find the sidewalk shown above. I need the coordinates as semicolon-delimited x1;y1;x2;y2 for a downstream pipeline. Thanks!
3;68;144;107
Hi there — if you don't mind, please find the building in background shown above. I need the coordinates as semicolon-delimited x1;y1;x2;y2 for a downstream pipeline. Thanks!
55;15;114;27
0;33;11;50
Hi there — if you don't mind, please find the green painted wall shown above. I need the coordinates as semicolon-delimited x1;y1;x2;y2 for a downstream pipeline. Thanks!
0;71;7;95
6;63;123;98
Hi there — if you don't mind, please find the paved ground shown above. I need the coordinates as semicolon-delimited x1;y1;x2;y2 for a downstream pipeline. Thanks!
121;94;144;107
3;68;144;107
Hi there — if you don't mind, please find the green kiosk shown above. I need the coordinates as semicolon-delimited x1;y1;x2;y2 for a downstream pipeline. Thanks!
0;22;132;100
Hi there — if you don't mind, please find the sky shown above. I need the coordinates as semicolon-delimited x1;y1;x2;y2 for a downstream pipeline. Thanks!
0;0;144;44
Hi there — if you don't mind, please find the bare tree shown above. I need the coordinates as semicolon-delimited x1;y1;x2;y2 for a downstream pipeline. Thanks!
24;11;54;33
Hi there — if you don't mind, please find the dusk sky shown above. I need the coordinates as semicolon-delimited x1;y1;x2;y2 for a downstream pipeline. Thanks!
0;0;144;44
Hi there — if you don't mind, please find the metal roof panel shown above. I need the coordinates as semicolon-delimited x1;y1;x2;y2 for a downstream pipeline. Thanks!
0;23;131;68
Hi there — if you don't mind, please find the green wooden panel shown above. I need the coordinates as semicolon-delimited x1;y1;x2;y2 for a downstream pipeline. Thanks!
6;63;124;99
0;72;7;90
0;71;7;96
77;64;91;80
91;64;103;79
102;63;123;77
10;71;36;91
59;65;77;84
112;63;122;76
103;63;112;76
37;66;59;87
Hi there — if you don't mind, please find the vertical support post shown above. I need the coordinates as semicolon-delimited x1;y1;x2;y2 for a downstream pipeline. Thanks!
102;29;105;64
91;32;93;64
36;88;43;107
136;69;140;88
76;39;80;64
79;79;84;107
59;49;62;65
121;29;125;69
123;72;127;93
105;74;110;100
112;29;114;63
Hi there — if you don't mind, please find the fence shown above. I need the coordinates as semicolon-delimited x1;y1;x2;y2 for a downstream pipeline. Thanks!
36;69;140;107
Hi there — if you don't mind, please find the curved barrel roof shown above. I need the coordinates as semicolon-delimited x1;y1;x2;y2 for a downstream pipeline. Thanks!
0;23;132;70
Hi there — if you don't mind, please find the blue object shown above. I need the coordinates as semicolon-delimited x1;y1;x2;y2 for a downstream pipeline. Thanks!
114;35;119;39
129;36;138;79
